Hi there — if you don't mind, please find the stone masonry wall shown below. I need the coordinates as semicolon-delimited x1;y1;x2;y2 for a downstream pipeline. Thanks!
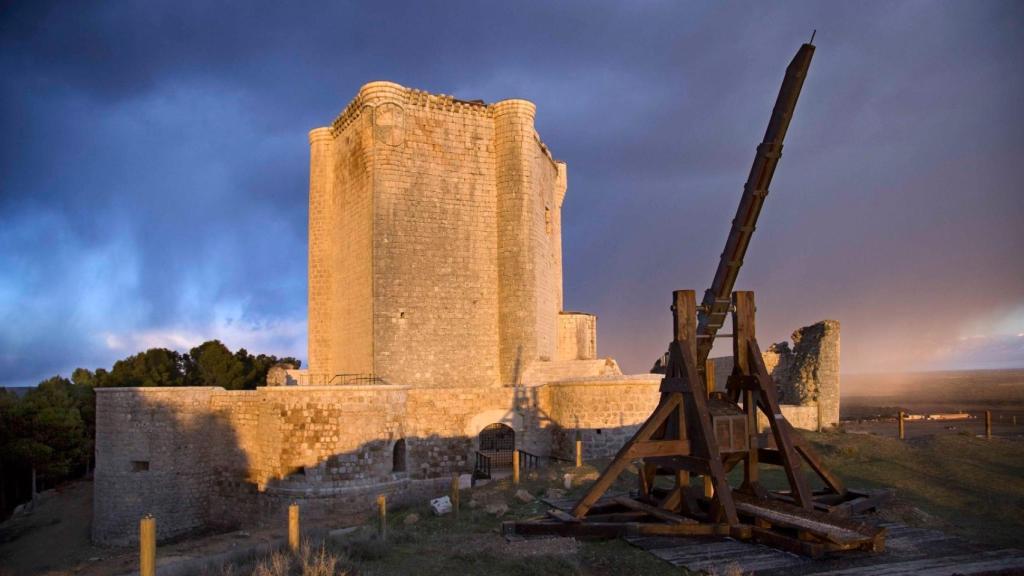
372;84;500;388
306;87;376;377
545;375;662;460
93;388;219;545
557;312;597;361
308;83;567;387
94;375;664;544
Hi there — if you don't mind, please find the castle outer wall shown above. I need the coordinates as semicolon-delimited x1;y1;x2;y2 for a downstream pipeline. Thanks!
93;376;663;545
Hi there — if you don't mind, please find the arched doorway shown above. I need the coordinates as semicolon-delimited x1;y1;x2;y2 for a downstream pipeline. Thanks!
478;423;515;469
392;439;406;473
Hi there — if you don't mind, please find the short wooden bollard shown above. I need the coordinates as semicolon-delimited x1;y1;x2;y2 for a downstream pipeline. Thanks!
450;475;460;518
898;411;905;440
985;410;992;439
377;494;387;541
139;515;156;576
288;503;300;552
575;439;583;468
512;450;520;485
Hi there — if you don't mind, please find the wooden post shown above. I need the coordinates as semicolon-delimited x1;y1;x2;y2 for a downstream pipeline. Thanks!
377;494;387;541
450;475;460;518
139;515;156;576
733;292;759;493
898;411;905;440
705;358;716;395
288;503;300;552
575;439;583;468
672;291;698;498
985;410;992;439
512;450;520;485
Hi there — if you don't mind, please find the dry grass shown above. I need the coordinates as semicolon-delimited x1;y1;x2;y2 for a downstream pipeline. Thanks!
215;542;350;576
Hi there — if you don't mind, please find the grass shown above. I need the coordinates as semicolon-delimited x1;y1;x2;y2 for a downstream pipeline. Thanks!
806;430;1024;548
221;432;1024;575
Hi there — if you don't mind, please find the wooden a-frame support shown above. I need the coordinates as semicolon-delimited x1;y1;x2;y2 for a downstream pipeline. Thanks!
569;290;845;526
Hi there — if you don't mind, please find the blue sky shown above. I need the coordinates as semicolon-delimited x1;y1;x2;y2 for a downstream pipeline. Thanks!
1;1;1022;385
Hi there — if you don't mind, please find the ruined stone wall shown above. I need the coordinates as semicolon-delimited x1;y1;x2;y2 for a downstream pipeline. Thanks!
786;320;840;427
709;319;841;429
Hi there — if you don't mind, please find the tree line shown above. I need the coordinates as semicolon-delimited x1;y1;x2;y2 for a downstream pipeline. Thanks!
0;340;300;518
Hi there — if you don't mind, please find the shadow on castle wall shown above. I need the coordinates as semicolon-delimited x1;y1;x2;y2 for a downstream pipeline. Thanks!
92;379;662;545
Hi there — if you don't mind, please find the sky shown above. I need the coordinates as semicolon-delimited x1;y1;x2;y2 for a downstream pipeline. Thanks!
1;1;1022;386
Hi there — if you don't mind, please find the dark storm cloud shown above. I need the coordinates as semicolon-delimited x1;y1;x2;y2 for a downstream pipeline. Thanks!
1;1;1022;385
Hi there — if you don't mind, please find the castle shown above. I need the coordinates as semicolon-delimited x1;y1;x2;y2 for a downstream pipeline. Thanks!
93;82;839;544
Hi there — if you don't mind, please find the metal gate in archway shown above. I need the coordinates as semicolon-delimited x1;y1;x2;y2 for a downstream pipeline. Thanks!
478;423;515;469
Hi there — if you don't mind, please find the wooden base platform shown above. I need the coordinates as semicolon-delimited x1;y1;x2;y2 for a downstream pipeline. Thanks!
520;495;1024;575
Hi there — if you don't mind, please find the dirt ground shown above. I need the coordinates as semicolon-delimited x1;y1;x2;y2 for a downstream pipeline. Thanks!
0;481;104;575
0;481;298;576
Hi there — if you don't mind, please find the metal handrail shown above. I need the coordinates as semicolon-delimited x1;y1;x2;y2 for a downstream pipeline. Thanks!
517;449;541;471
474;451;492;479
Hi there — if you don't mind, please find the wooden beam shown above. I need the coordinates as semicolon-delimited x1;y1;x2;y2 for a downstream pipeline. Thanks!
733;292;762;495
748;337;814;510
627;440;691;458
673;290;697;358
638;523;735;537
612;496;698;525
790;429;846;496
677;339;739;524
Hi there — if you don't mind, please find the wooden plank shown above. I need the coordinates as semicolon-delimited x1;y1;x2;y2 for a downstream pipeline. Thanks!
733;500;876;546
612;496;698;525
816;550;1024;576
638;522;733;537
750;526;825;558
581;511;648;523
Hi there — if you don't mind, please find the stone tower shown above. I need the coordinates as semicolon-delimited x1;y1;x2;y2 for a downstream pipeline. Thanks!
306;82;582;388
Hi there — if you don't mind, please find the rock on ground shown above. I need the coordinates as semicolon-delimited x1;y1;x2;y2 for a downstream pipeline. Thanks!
485;502;509;517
